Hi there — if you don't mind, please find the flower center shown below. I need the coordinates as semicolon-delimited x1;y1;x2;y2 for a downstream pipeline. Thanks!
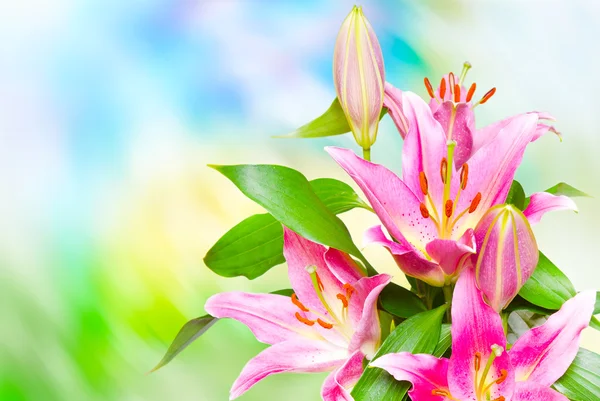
424;62;497;108
418;146;482;239
290;265;356;338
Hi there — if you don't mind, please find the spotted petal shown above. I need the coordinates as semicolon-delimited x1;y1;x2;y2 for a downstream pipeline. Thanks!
511;382;569;401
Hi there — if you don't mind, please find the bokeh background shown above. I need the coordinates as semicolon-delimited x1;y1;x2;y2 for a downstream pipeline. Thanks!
1;0;599;400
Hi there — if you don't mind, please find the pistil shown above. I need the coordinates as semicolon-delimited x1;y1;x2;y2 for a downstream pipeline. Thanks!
475;344;505;400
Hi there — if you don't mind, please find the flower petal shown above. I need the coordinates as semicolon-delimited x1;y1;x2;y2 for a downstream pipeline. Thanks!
324;247;364;285
363;225;445;286
326;146;437;250
425;229;475;276
401;91;448;208
205;292;320;345
457;113;539;228
230;339;348;399
509;290;595;386
321;350;365;401
371;352;450;401
448;267;514;401
523;192;578;225
383;82;409;138
511;382;569;401
347;273;391;357
433;102;475;167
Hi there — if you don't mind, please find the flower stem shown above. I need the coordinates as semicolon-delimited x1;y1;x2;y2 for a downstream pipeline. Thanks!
442;285;453;322
363;147;371;161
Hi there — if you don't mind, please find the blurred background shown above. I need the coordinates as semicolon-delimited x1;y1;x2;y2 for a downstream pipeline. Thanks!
1;0;599;400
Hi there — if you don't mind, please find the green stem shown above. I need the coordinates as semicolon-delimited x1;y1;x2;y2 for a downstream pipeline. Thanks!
442;285;453;322
363;147;371;161
502;312;509;336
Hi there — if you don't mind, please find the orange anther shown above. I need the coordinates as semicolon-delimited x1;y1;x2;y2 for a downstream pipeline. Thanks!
336;293;349;308
449;72;456;92
491;397;505;401
454;84;461;103
445;200;454;218
480;87;497;104
469;192;482;213
419;171;429;195
439;77;447;99
424;77;435;98
431;389;452;397
343;283;355;299
317;318;334;330
419;203;430;219
295;312;315;326
460;163;469;190
496;369;508;384
291;293;309;312
315;272;324;291
466;82;476;102
474;352;482;371
440;158;448;184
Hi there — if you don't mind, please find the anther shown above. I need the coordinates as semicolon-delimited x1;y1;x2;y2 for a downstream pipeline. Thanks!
466;83;476;102
315;272;324;291
454;84;461;103
336;293;349;308
445;200;454;218
419;171;429;195
496;369;508;384
460;164;469;190
291;293;309;312
317;318;333;330
424;77;435;98
480;87;497;104
449;72;456;92
431;389;452;397
295;312;315;326
419;203;430;219
469;192;482;213
474;352;482;371
343;283;355;299
440;158;448;184
491;397;505;401
439;77;446;99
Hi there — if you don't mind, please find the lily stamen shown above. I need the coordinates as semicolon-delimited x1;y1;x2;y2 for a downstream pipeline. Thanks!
458;61;472;85
440;158;448;184
454;84;461;103
419;171;429;195
317;318;334;330
440;77;446;98
419;203;430;219
466;82;476;102
291;293;310;312
343;283;355;299
445;200;454;218
336;293;349;308
295;312;315;326
424;77;435;99
449;72;456;93
460;164;469;190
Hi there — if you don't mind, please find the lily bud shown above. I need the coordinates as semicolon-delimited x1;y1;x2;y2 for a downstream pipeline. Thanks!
333;6;385;152
473;205;539;312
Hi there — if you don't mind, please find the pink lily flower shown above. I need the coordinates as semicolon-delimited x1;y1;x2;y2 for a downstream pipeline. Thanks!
327;80;576;286
205;228;391;400
372;267;595;401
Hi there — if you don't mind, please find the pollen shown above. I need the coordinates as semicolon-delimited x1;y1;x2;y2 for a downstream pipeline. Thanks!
454;84;461;103
419;203;430;219
469;192;482;213
336;293;349;308
466;82;476;102
295;312;315;326
449;72;456;92
431;389;452;397
496;369;508;384
491;397;505;401
317;318;334;330
474;352;482;371
445;200;454;218
440;77;447;99
480;87;497;104
343;283;355;299
419;171;429;195
440;158;448;184
460;163;469;190
315;271;324;291
291;293;309;312
424;77;435;98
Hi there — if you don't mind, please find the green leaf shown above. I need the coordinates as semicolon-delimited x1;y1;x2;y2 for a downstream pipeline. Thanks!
553;348;600;401
506;180;526;210
210;164;361;258
595;292;600;315
277;98;387;139
204;178;370;279
310;178;372;214
379;283;427;319
590;317;600;331
150;315;218;373
270;289;293;296
519;251;576;310
505;296;554;315
545;182;591;198
276;98;350;139
351;305;447;401
204;213;284;279
433;324;452;358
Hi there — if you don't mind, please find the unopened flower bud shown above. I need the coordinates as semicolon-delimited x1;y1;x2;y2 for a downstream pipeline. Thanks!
333;6;385;152
473;205;539;312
